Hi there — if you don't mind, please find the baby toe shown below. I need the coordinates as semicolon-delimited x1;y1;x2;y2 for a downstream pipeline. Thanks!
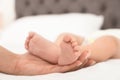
74;46;81;51
25;39;29;49
29;32;35;38
71;41;78;47
63;35;71;42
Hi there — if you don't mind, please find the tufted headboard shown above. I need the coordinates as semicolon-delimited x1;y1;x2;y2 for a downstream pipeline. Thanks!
15;0;120;29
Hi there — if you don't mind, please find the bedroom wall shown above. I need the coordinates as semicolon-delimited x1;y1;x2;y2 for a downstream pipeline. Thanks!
0;0;16;27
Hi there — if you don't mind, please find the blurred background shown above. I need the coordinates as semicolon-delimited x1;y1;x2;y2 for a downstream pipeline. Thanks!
0;0;15;28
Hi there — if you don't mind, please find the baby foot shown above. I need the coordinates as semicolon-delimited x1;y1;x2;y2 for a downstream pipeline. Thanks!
58;35;82;65
25;32;61;64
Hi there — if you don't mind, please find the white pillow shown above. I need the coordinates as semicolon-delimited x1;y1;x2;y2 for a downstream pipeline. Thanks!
0;13;104;53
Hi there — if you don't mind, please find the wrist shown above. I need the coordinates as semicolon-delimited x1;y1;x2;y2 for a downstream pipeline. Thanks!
10;54;21;74
0;53;20;74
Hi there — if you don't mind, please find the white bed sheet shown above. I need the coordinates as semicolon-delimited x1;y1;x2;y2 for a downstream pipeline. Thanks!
0;59;120;80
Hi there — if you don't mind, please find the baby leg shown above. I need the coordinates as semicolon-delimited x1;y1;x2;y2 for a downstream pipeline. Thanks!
25;32;61;64
84;35;119;62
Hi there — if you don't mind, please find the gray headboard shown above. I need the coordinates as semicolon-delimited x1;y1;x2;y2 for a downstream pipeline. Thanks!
15;0;120;29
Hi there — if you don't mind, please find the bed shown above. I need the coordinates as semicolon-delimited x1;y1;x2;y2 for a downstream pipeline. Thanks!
0;0;120;80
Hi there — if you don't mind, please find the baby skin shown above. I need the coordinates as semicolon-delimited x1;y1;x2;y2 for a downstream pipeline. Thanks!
25;32;85;65
56;33;120;62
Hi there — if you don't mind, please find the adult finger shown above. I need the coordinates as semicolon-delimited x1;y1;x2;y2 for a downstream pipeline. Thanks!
78;50;91;63
83;58;96;67
55;50;91;73
74;50;91;69
53;60;82;73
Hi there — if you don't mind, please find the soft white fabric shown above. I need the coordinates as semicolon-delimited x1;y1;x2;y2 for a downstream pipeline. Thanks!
0;59;120;80
0;13;104;53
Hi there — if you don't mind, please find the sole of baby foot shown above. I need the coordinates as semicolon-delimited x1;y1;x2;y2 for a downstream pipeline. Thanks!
58;38;81;65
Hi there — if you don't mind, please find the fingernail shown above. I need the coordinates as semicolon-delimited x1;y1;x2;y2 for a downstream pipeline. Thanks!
77;61;82;66
90;61;96;66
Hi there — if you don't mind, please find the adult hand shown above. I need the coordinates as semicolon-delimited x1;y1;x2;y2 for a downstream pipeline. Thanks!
13;51;94;75
66;50;96;71
13;52;81;75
